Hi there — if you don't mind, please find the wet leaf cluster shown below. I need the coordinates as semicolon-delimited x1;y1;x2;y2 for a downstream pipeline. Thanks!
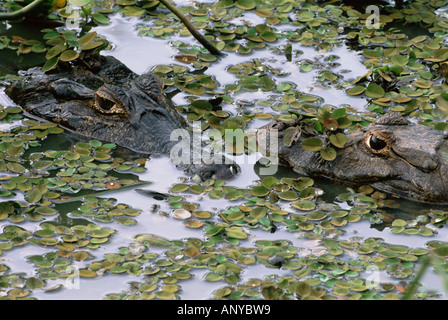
70;196;141;225
146;171;448;300
0;106;148;298
82;220;446;300
139;0;448;128
41;30;108;72
0;262;44;299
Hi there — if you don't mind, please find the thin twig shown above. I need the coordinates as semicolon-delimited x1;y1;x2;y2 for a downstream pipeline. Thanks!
0;0;46;20
158;0;223;56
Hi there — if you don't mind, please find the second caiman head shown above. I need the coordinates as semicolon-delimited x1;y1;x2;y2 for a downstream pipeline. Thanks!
269;112;448;204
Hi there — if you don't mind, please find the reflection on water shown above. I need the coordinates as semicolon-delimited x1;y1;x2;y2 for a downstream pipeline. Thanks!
95;16;175;75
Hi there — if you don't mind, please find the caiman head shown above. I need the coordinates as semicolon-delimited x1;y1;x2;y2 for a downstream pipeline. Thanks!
276;112;448;203
5;56;238;180
327;113;448;203
6;60;186;155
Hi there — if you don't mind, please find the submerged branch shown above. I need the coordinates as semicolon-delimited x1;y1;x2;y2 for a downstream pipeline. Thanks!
0;0;46;20
158;0;223;56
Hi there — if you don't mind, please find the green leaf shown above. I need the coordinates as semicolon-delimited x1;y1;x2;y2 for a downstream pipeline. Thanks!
278;190;298;201
170;184;189;193
295;281;311;297
261;176;279;189
250;186;270;197
92;12;111;24
301;137;322;152
25;277;44;290
90;228;115;238
122;6;145;16
391;54;409;66
42;56;59;72
329;133;347;148
36;206;57;215
81;41;104;51
25;190;42;203
226;226;248;239
434;48;448;61
250;206;267;219
205;273;224;282
433;246;448;258
236;0;256;10
276;82;292;92
300;63;313;73
7;162;26;174
134;234;177;248
365;83;385;98
0;202;14;215
31;44;46;53
261;31;277;42
346;85;365;95
205;225;225;237
60;50;79;62
78;32;97;45
332;108;347;119
68;0;91;6
320;147;337;161
291;200;316;211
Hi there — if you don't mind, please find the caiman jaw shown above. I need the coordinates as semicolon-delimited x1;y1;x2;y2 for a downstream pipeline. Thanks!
94;86;128;117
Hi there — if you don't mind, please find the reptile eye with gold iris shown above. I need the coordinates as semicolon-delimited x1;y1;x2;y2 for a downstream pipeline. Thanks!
368;134;387;151
93;86;128;116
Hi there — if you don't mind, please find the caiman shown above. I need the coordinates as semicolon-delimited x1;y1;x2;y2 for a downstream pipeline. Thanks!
261;112;448;204
5;54;448;203
5;52;238;181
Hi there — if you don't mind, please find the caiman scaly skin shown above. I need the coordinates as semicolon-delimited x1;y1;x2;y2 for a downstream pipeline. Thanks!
261;112;448;204
5;53;238;180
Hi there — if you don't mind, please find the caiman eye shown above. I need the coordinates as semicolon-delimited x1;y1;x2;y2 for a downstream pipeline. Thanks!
368;134;387;151
93;86;128;116
95;95;115;111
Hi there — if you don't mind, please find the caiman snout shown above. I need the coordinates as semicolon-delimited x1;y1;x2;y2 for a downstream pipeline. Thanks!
392;142;439;173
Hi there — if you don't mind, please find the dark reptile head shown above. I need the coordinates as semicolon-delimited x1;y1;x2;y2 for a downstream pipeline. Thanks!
5;56;238;180
5;62;186;155
270;112;448;203
329;113;448;203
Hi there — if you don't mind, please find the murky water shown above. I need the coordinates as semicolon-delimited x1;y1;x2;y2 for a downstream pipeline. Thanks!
1;3;448;299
